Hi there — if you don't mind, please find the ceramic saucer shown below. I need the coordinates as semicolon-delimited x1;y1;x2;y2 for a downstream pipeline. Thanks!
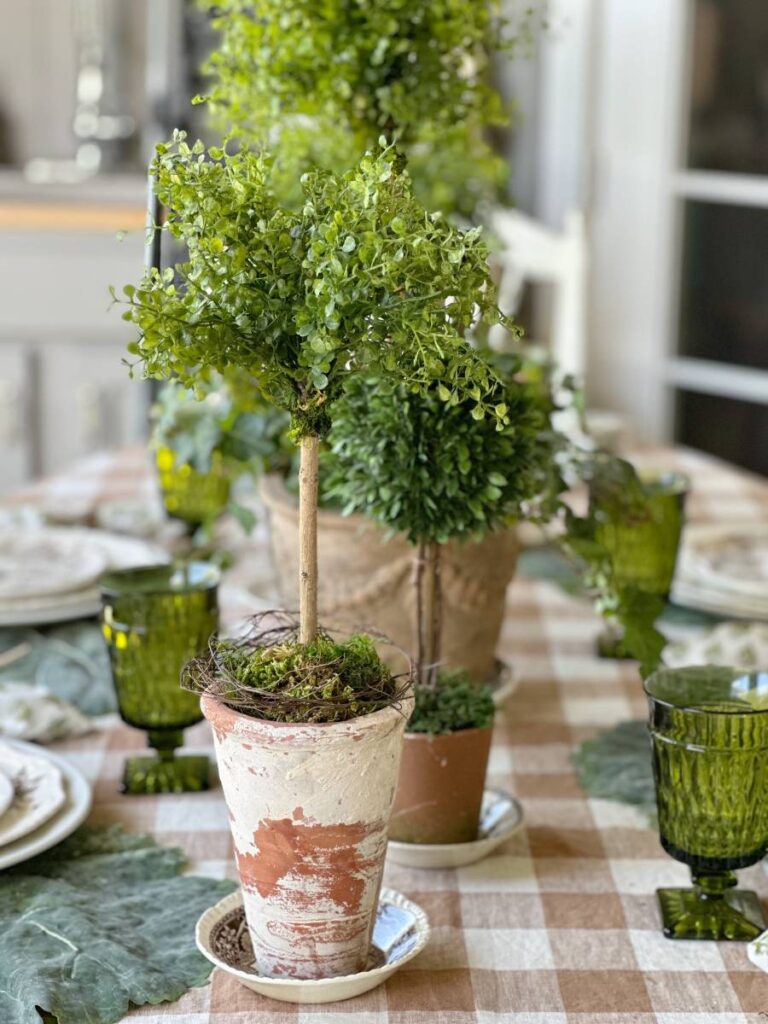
490;659;519;708
387;788;524;869
196;887;429;1004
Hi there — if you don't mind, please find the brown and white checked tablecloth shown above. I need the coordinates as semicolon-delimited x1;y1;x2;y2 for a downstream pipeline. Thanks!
6;446;768;1023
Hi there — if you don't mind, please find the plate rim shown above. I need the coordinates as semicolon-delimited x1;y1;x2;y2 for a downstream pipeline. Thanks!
0;739;92;870
195;886;430;988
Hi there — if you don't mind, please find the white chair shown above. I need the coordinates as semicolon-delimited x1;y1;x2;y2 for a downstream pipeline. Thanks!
488;206;587;380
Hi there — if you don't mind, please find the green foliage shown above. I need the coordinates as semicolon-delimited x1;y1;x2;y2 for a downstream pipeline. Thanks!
152;373;291;476
195;633;401;724
322;357;558;545
562;455;668;678
0;825;235;1024
120;136;512;439
407;670;495;735
198;0;534;216
572;720;656;822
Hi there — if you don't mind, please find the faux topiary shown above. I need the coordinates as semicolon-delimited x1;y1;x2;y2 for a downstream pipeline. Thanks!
323;350;563;694
197;0;539;217
120;136;513;713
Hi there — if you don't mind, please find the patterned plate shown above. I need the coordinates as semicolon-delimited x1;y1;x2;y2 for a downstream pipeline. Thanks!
0;531;107;600
196;888;429;1004
0;741;65;847
0;767;13;821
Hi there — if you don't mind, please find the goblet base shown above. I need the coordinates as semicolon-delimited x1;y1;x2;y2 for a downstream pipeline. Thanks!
122;754;211;795
657;887;766;941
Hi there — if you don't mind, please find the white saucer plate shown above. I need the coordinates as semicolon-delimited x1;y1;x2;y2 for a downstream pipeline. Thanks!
0;740;92;870
0;528;169;627
387;788;524;869
196;887;429;1004
0;768;13;820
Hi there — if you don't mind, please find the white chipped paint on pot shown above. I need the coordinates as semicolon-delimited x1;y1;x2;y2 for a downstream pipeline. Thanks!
201;690;413;980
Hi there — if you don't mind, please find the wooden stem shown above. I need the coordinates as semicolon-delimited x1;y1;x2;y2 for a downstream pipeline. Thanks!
429;541;443;688
298;434;320;645
420;540;443;691
412;540;427;687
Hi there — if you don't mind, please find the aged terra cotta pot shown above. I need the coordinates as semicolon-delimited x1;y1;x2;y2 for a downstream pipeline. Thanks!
201;691;413;979
388;725;493;845
260;475;519;683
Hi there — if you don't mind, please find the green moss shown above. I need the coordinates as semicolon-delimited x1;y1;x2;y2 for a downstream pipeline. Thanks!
408;670;495;735
207;633;401;724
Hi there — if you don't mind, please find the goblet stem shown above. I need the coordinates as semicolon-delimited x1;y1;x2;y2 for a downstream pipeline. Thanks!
692;869;737;902
148;728;184;762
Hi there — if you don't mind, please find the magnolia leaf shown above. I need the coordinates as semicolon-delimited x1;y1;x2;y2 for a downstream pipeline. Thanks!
572;720;656;822
0;825;235;1024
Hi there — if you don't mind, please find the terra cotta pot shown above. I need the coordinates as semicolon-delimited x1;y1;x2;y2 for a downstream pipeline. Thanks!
201;691;412;979
388;725;493;845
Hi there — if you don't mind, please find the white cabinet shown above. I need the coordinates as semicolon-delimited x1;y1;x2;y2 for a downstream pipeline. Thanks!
0;178;151;491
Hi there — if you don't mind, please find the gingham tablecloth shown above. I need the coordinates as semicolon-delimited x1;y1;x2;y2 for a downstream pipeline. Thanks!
7;446;768;1023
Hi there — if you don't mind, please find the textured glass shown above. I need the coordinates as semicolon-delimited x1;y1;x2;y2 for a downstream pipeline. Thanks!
645;665;768;940
101;563;219;794
591;472;687;598
156;447;231;527
688;1;768;175
678;201;768;371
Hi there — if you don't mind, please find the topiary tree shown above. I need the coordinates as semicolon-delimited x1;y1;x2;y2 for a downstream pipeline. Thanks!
120;133;512;645
196;0;535;217
322;358;560;687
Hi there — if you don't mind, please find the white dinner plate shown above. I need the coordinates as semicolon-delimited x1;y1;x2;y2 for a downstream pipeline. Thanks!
0;741;66;847
0;531;107;600
0;739;92;870
0;768;14;821
0;528;169;627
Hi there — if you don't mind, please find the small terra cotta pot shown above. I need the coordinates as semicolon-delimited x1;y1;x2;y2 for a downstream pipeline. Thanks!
388;726;493;845
201;691;412;980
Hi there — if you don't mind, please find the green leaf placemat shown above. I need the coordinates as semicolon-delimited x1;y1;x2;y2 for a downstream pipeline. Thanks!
0;623;116;716
0;825;235;1024
572;720;657;822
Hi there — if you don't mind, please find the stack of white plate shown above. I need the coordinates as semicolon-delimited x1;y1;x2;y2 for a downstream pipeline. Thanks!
672;524;768;621
0;739;91;870
0;527;168;627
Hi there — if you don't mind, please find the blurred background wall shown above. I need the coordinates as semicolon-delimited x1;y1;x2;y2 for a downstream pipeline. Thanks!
0;0;765;490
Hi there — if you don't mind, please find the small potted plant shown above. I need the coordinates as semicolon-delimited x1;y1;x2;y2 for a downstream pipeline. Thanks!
322;366;559;844
120;134;512;976
152;373;290;533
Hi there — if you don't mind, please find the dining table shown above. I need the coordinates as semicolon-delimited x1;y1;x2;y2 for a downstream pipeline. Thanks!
5;443;768;1023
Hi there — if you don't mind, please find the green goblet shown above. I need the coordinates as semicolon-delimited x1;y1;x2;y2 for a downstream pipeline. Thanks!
100;562;220;795
645;664;768;940
156;446;231;530
592;471;688;658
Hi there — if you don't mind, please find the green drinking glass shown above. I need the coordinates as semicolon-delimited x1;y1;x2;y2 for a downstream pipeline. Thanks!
156;447;231;529
592;471;688;658
645;664;768;940
100;562;220;795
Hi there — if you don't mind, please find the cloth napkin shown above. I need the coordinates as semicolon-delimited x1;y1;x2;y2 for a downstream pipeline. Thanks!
0;680;92;743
